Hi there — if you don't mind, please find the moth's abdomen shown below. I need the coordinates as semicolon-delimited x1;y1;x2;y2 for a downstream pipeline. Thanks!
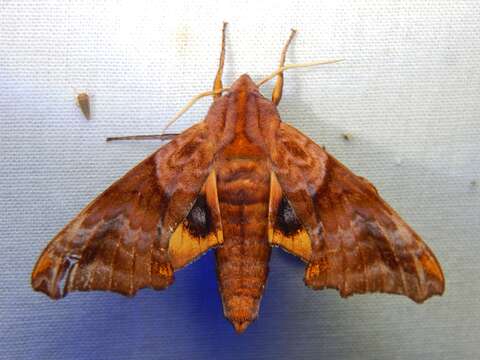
215;159;271;333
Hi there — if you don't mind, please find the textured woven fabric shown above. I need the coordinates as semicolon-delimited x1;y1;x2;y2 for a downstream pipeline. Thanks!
1;1;479;359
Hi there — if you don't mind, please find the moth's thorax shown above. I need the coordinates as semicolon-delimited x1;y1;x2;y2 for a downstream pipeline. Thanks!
205;74;281;158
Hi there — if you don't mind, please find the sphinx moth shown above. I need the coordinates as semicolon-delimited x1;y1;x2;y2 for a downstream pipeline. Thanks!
32;24;444;333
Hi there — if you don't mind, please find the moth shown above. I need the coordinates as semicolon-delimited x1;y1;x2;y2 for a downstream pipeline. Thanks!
76;92;91;120
32;24;444;333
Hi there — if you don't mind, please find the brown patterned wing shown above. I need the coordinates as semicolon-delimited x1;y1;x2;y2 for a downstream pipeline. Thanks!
32;123;219;299
267;122;445;303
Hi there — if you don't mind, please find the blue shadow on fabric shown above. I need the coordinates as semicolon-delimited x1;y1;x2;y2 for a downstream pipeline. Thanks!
26;248;333;360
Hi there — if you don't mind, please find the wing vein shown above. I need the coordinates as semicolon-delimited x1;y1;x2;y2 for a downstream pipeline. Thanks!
108;224;123;291
377;218;408;296
130;233;137;295
80;223;105;291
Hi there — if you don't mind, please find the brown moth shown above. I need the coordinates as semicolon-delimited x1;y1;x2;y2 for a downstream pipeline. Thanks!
76;92;91;120
32;25;444;333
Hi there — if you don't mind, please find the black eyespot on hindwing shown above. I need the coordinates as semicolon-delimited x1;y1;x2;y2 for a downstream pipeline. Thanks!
275;196;302;236
184;194;213;238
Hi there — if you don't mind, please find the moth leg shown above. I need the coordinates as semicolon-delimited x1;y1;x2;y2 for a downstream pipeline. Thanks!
272;29;297;106
106;134;179;142
213;22;227;99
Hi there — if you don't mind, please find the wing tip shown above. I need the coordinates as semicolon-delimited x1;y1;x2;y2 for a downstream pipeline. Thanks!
411;277;445;304
31;272;64;300
31;253;67;300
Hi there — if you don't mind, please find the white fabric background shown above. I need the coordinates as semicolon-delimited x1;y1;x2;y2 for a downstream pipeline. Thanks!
1;1;479;359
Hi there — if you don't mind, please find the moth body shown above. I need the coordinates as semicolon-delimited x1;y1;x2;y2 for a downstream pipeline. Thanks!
211;75;273;332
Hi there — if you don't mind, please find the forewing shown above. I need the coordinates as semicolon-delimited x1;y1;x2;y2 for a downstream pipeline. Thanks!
32;123;219;299
267;122;444;303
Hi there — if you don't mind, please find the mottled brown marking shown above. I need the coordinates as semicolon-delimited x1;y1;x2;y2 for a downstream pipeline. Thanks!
32;123;214;298
266;126;444;303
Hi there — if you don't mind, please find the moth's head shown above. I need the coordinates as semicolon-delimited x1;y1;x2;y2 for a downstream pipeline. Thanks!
230;74;259;93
